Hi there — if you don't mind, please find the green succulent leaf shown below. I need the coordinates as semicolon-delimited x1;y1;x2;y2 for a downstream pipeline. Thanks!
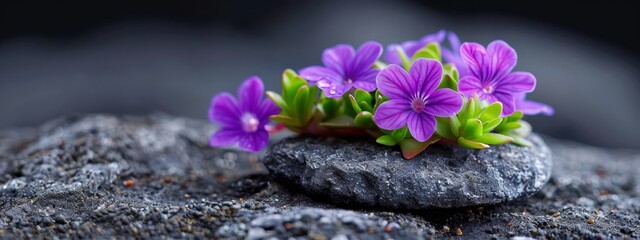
373;90;388;111
510;135;533;146
450;115;461;138
319;115;355;128
266;91;288;113
391;127;408;142
354;111;375;128
483;117;503;133
473;133;513;145
512;120;532;137
479;102;503;123
293;85;310;120
376;135;397;146
457;137;490;149
443;64;459;82
359;101;373;113
461;118;483;139
412;43;441;62
348;94;362;113
354;89;372;105
435;117;456;140
438;74;458;91
399;135;441;160
270;115;302;127
319;97;341;120
374;61;387;69
282;70;307;103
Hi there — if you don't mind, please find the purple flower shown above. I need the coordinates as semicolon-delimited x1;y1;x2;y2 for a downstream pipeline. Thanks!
457;40;536;116
374;59;463;142
208;76;280;152
385;30;446;66
299;41;383;98
441;31;469;77
515;94;554;116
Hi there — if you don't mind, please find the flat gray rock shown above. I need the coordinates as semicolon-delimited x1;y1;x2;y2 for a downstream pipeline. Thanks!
264;134;552;209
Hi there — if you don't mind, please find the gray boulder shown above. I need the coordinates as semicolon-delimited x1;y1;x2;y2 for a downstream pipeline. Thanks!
264;135;552;209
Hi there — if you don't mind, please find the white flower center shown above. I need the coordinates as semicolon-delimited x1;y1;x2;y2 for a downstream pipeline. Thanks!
483;85;495;94
241;113;259;133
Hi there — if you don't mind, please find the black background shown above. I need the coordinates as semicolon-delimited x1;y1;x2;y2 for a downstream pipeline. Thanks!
1;0;639;149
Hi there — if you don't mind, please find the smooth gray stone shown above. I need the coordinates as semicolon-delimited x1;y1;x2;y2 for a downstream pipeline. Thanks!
264;134;552;209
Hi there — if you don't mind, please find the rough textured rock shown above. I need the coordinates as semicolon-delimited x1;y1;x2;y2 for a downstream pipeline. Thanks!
264;135;552;209
0;114;638;239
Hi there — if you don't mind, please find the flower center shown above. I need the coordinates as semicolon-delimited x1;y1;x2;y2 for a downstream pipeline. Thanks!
483;85;495;94
345;78;353;84
241;113;260;133
411;98;425;113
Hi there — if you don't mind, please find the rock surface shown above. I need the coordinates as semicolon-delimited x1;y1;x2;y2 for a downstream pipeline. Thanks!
0;114;638;239
264;135;552;209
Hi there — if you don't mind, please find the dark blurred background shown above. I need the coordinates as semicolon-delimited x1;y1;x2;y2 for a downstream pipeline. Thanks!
1;0;639;149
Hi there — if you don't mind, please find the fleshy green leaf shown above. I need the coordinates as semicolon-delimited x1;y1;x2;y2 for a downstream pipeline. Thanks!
393;46;412;71
391;127;408;142
510;135;533;146
399;136;441;160
374;61;387;69
354;111;375;128
282;70;307;103
319;115;355;128
438;74;458;91
319;97;341;120
293;85;310;121
354;89;372;105
376;135;397;146
461;118;483;140
457;137;490;149
266;91;288;113
436;117;456;140
348;94;362;113
483;118;503;133
512;120;532;137
412;43;441;62
359;101;374;113
373;90;388;111
270;115;302;127
508;111;524;122
473;133;513;145
450;115;461;137
479;102;502;123
443;64;459;82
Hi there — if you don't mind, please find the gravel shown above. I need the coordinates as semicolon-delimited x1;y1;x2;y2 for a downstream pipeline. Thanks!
0;114;638;239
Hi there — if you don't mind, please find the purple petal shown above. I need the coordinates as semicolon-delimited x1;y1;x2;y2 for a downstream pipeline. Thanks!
209;93;241;128
409;59;442;97
516;96;554;116
238;130;269;152
407;112;436;142
486;40;517;81
424;89;463;117
299;66;343;83
457;76;483;98
316;79;350;98
384;44;404;66
446;32;461;52
460;42;488;80
488;92;516;116
373;99;411;130
349;41;383;76
257;98;280;124
496;72;536;93
418;29;446;45
376;64;414;100
351;68;379;92
401;40;424;58
238;76;264;113
209;128;242;147
322;44;355;76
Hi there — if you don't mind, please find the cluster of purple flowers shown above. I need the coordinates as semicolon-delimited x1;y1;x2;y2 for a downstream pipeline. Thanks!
208;30;553;153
